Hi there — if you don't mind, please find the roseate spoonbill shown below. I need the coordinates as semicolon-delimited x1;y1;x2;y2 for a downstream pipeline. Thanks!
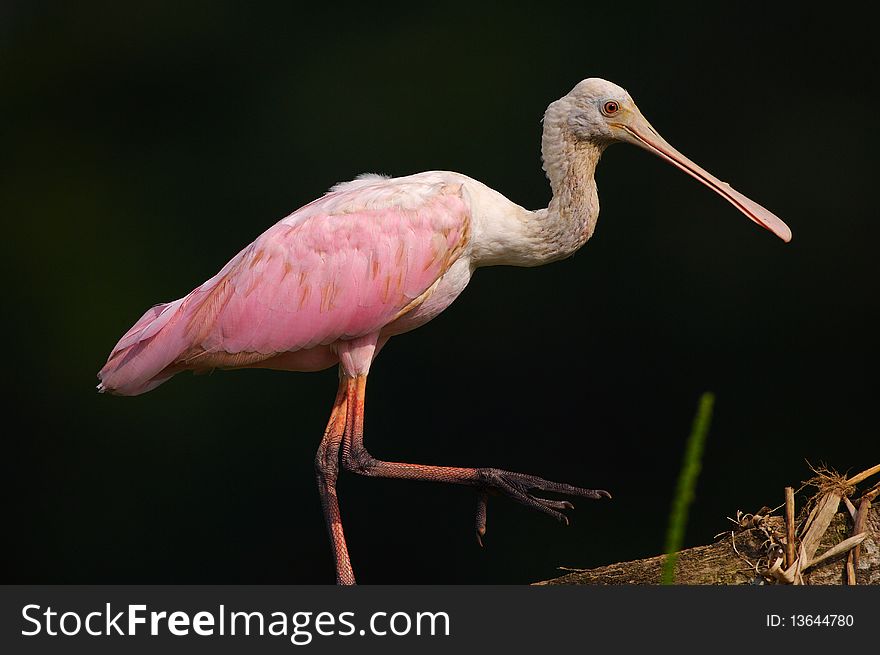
98;78;791;584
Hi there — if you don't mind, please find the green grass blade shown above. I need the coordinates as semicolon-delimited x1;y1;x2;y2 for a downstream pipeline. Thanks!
661;392;715;585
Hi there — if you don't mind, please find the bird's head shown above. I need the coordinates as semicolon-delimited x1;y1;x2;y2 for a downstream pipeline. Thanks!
554;78;792;242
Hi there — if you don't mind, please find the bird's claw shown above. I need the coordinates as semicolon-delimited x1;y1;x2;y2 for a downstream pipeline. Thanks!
476;491;488;547
474;468;610;543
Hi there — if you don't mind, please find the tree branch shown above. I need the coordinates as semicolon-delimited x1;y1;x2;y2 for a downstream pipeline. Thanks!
536;466;880;586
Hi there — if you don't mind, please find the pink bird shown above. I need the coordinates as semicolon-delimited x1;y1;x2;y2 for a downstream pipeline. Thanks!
98;79;791;584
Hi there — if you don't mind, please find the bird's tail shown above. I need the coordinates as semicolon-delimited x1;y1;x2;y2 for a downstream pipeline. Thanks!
97;297;191;396
98;244;252;396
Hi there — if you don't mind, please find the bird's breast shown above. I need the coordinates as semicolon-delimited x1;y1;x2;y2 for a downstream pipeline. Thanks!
382;256;474;337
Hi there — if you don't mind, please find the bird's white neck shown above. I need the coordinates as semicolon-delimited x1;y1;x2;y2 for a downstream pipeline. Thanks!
531;102;605;262
468;103;606;268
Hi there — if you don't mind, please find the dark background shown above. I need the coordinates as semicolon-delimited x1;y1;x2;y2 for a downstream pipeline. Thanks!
2;3;877;584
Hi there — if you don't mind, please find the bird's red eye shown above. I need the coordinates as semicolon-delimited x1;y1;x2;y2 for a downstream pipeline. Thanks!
602;101;620;115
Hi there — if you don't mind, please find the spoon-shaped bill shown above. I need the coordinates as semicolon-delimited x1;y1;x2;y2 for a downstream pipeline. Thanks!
619;115;792;243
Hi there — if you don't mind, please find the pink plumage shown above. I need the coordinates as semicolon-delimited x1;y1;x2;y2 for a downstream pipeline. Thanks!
98;174;470;396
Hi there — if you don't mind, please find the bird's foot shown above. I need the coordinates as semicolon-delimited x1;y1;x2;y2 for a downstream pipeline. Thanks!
474;468;610;545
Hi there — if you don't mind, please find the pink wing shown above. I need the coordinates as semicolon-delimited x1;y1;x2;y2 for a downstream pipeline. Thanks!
98;178;471;395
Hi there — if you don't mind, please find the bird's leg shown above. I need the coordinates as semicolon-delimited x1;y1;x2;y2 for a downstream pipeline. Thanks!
314;377;356;585
340;374;610;542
